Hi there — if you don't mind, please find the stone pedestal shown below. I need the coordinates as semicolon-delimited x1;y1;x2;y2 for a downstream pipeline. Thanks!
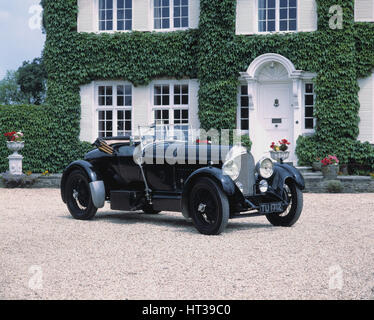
6;141;25;175
8;154;24;175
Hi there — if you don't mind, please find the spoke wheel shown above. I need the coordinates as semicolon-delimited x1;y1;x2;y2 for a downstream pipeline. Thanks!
266;180;303;227
189;177;229;235
66;170;97;220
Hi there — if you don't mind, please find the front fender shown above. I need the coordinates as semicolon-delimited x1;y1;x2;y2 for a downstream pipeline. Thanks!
61;160;105;208
271;164;305;193
181;167;236;219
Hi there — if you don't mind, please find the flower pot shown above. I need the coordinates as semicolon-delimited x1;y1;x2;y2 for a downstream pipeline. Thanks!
6;141;24;155
321;164;339;180
312;161;322;172
270;151;290;162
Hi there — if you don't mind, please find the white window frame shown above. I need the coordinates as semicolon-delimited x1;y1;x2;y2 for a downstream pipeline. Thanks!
95;0;133;33
303;81;316;133
151;80;190;126
95;81;133;138
151;0;190;32
255;0;298;34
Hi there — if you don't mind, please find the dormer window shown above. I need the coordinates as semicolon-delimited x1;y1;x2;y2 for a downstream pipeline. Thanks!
153;0;189;30
99;0;132;31
258;0;297;32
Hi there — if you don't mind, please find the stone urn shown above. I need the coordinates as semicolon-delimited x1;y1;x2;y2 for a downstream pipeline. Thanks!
321;164;339;180
6;141;24;175
312;161;322;172
270;150;290;163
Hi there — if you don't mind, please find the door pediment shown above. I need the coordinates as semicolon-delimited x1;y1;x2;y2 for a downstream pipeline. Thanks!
257;62;289;82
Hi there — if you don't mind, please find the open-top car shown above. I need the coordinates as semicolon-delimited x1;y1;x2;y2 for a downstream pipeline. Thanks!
61;126;305;235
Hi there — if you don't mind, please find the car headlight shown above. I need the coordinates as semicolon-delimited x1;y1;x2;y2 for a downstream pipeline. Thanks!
256;157;274;179
223;160;240;181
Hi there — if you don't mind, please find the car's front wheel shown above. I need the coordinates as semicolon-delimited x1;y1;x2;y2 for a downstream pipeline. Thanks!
189;177;229;235
65;170;98;220
266;180;303;227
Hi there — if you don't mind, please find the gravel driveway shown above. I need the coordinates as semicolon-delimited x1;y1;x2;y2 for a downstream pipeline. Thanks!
0;189;373;300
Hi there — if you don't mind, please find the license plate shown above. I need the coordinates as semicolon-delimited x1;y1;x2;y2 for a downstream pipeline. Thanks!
259;202;283;214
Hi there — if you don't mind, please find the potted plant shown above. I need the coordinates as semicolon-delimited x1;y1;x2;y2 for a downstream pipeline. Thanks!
312;157;322;172
270;139;291;162
321;155;340;179
4;131;24;154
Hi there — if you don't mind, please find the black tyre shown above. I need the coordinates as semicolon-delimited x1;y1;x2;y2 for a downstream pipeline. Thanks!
65;170;98;220
189;177;229;235
142;205;161;215
266;180;303;227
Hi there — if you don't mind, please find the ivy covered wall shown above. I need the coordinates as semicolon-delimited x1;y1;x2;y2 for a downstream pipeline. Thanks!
38;0;374;172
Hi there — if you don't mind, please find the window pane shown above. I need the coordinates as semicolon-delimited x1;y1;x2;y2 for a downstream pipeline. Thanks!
305;119;314;129
280;8;288;19
305;83;314;93
162;19;170;28
267;20;275;31
289;8;297;19
280;20;288;31
280;0;288;8
125;96;132;106
289;0;297;7
107;111;113;120
241;108;249;119
241;96;249;107
163;95;170;105
268;0;276;9
305;107;314;118
181;18;188;27
241;85;248;95
117;96;124;106
182;95;188;105
241;120;249;131
259;0;266;9
258;9;266;20
305;95;314;106
268;9;275;20
174;95;181;105
259;21;266;32
289;19;297;30
162;7;170;18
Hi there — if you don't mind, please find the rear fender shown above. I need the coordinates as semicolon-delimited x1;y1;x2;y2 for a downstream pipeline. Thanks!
61;160;105;208
181;167;236;219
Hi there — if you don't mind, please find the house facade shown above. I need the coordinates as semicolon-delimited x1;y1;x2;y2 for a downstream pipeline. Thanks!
70;0;374;163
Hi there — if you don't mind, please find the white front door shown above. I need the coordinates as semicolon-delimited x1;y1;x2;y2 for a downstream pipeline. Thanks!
252;82;295;162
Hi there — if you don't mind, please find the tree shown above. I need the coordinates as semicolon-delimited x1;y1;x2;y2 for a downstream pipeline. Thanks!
17;58;47;105
0;70;28;105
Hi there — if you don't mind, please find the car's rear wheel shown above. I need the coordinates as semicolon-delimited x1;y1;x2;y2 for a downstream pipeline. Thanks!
189;177;229;235
65;170;97;220
266;180;303;227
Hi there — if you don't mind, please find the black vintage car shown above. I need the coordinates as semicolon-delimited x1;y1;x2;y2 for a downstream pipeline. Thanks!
61;126;305;235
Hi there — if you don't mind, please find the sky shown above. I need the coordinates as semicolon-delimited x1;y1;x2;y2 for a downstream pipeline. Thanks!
0;0;45;80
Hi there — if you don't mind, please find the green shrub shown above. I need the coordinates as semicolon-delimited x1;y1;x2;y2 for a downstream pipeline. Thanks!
326;180;343;193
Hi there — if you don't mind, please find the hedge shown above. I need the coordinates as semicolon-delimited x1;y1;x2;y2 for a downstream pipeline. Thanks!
0;105;91;173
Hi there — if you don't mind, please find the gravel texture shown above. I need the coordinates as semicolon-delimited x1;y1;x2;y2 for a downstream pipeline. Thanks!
0;189;373;300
